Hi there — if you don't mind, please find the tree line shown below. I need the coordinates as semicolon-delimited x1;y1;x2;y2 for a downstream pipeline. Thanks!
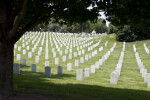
33;18;108;33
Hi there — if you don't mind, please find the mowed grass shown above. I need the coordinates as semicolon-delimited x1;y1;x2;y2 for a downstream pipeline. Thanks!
14;33;150;100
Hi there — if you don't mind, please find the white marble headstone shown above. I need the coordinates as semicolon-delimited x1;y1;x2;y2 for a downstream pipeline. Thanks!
35;56;39;63
55;58;59;65
84;68;90;78
28;52;32;58
91;65;95;73
67;63;72;71
45;61;49;66
62;56;66;62
76;69;83;81
16;54;21;61
75;60;79;67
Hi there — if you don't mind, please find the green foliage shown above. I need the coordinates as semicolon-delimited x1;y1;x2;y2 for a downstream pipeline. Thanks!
107;24;117;34
96;0;150;29
116;25;150;42
35;18;108;33
20;0;99;29
90;19;108;33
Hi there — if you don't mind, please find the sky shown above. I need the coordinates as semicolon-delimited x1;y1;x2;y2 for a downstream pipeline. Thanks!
87;6;110;27
99;12;110;27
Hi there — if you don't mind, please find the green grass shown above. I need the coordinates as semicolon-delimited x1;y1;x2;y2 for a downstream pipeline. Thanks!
14;33;150;100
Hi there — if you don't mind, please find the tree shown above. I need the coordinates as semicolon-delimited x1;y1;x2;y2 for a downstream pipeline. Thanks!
107;23;117;34
96;0;150;28
90;18;107;33
0;0;99;97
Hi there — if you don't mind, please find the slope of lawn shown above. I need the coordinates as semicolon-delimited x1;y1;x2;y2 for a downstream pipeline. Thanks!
14;33;150;100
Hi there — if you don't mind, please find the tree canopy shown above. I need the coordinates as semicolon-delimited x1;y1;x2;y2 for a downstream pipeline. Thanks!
35;18;108;33
97;0;150;28
0;0;100;44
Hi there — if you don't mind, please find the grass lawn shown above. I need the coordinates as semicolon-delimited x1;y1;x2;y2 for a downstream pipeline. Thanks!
14;33;150;100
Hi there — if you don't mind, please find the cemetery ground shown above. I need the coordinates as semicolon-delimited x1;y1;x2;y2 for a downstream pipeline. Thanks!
11;32;150;100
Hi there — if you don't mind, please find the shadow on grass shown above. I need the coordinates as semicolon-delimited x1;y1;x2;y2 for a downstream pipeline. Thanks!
20;64;31;68
18;71;75;79
14;71;150;100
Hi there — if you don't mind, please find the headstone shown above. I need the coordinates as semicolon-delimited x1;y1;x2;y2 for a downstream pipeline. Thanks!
52;48;55;52
69;54;72;59
14;63;20;74
78;51;81;56
75;60;79;67
144;73;148;83
69;49;72;53
80;57;84;63
16;54;21;61
35;56;39;63
27;46;30;50
82;50;85;54
84;68;90;78
67;63;72;71
32;48;35;52
91;65;95;73
59;51;62;56
45;53;49;60
65;49;68;54
39;47;42;51
53;52;56;57
14;44;17;49
55;58;59;65
76;69;83;81
89;53;92;59
38;51;41;56
22;49;26;54
148;76;150;88
142;69;147;78
28;52;32;58
45;66;51;77
18;46;21;51
45;61;49;66
95;61;99;69
62;56;66;62
92;52;95;57
85;55;88;61
23;58;27;66
110;71;118;85
32;64;37;72
57;66;63;75
99;59;103;66
74;52;77;57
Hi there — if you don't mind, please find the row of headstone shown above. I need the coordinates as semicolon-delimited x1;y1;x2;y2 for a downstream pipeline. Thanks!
15;31;97;60
76;42;117;81
14;63;63;77
110;42;125;85
14;63;37;74
144;43;150;54
15;32;106;80
76;68;90;81
135;51;150;88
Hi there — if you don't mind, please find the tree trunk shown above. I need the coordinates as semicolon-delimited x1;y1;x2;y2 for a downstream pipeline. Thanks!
0;41;14;97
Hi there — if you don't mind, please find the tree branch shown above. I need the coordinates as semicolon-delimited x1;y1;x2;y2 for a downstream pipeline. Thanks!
19;7;64;34
8;7;21;30
9;0;28;40
13;7;64;43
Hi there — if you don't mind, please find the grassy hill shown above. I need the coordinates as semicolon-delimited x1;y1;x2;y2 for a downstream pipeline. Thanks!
14;33;150;100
